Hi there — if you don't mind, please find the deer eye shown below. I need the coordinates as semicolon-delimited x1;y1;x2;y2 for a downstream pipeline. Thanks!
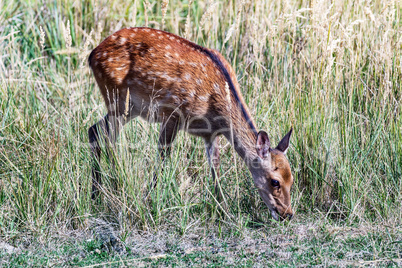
271;179;280;187
274;167;279;171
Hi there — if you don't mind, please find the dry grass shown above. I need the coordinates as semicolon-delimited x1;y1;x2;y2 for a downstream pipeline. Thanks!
0;214;401;266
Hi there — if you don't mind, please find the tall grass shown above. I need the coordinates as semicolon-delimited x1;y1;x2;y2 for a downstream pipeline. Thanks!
0;0;401;235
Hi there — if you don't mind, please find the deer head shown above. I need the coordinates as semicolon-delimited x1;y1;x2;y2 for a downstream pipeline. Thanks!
250;128;293;221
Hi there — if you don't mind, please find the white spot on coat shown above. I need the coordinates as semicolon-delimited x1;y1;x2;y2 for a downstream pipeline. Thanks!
213;83;220;93
161;73;172;81
183;73;191;80
198;95;209;102
119;38;127;45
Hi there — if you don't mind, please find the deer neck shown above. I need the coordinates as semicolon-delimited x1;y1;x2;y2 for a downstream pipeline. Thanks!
222;109;258;166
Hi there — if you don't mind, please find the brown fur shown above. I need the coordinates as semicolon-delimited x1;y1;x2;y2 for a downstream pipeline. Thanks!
88;27;294;220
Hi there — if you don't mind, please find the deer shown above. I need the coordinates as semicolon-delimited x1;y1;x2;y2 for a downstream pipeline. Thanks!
88;27;294;221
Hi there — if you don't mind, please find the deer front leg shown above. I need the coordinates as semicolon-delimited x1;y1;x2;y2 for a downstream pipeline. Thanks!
151;118;181;189
205;136;221;199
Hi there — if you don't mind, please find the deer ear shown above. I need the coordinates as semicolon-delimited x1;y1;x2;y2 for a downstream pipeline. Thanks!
256;131;271;159
276;128;292;154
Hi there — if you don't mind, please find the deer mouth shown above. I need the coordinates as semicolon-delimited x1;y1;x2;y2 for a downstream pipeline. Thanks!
270;208;280;221
257;188;280;221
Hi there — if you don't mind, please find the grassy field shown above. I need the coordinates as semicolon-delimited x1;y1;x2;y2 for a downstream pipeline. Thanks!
0;0;401;266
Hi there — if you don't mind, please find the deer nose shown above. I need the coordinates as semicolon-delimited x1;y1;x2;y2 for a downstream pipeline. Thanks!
286;213;293;220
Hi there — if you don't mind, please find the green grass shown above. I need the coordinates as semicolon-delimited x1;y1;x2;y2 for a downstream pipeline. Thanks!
0;0;401;266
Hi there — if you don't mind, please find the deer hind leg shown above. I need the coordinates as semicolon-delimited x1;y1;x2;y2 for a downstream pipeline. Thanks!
89;112;132;199
205;136;221;200
151;117;181;189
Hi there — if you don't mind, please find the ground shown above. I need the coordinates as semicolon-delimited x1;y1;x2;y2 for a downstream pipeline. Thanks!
1;215;401;267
